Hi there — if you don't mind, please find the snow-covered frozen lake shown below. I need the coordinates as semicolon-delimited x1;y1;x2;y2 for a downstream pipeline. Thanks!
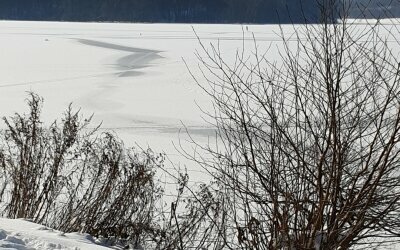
2;20;400;250
1;20;400;175
0;21;287;175
2;19;400;175
0;23;264;136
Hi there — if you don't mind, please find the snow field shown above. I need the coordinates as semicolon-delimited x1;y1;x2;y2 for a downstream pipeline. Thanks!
1;20;400;249
0;219;112;250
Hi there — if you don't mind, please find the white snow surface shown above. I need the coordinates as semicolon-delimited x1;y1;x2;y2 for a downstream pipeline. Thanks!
1;20;398;157
0;21;279;250
0;21;278;149
1;20;400;249
0;20;283;185
0;218;114;250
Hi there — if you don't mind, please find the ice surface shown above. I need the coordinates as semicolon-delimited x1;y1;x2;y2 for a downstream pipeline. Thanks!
0;21;280;148
0;20;400;250
1;19;400;193
0;21;283;185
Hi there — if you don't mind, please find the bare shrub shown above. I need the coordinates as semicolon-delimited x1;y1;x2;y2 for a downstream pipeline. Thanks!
0;93;163;245
150;174;229;250
180;1;400;249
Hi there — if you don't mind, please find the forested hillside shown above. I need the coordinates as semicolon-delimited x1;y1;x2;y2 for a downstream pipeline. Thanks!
345;0;400;18
0;0;320;23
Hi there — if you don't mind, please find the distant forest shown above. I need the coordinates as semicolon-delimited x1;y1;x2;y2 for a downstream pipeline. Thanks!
0;0;321;24
0;1;395;24
345;0;400;18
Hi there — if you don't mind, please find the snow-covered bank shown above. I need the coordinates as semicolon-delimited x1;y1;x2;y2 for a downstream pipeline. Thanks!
0;218;114;250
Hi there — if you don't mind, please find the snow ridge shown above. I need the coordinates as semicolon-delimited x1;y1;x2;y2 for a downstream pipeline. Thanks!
0;219;112;250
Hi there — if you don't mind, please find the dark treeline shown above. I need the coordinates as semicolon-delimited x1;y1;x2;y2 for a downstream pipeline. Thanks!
0;0;322;24
345;0;400;18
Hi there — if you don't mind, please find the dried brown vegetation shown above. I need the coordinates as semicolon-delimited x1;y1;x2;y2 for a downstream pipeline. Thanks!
0;93;163;246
